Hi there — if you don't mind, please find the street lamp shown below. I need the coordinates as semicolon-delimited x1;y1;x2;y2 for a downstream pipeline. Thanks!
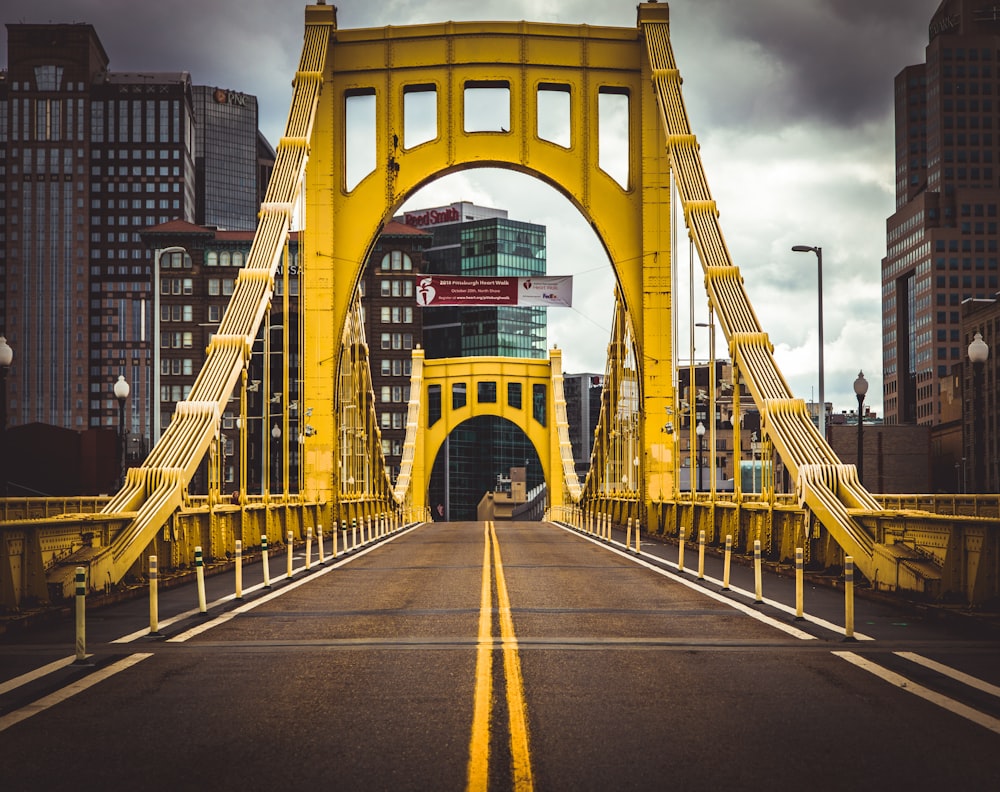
695;421;706;492
0;335;12;497
791;245;825;437
853;370;868;483
152;246;188;445
968;331;989;493
271;423;282;494
114;374;130;488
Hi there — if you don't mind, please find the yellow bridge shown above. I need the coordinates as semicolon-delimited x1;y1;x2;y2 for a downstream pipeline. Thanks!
2;3;998;610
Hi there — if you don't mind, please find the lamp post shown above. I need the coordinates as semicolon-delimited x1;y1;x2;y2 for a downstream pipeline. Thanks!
0;335;12;497
114;374;130;489
152;246;188;446
695;421;706;492
271;423;282;495
696;316;717;496
968;331;989;493
853;370;868;483
791;245;825;437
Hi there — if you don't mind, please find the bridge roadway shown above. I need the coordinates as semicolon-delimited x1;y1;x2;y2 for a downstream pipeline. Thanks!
2;520;999;790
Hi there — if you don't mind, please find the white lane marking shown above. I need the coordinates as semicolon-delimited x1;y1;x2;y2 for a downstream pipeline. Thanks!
0;655;78;696
0;653;153;733
553;522;871;641
833;650;1000;735
166;522;425;643
895;651;1000;699
550;523;815;640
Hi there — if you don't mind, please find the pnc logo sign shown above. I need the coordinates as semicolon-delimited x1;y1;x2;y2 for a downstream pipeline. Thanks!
213;88;248;107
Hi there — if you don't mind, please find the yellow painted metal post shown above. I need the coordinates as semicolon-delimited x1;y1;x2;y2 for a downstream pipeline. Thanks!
286;530;293;579
722;534;732;590
195;546;207;613
678;531;685;572
698;529;706;580
74;567;87;663
149;555;160;635
795;547;804;619
261;535;271;589
305;527;312;570
753;540;763;603
845;556;855;640
317;524;325;564
235;540;243;600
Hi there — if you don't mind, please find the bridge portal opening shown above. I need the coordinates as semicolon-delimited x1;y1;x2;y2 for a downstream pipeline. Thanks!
428;416;544;521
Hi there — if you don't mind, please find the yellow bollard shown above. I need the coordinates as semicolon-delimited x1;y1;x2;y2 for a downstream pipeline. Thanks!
753;540;763;603
845;556;855;640
722;535;732;590
261;535;271;589
235;540;243;599
286;530;294;578
697;530;706;580
635;522;641;554
195;546;207;613
795;547;804;619
149;555;160;635
352;519;358;549
678;532;685;573
305;527;313;570
74;567;87;663
626;518;633;550
317;524;325;564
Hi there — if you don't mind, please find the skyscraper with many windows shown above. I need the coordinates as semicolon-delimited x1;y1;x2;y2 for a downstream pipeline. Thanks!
883;1;1000;427
0;23;267;459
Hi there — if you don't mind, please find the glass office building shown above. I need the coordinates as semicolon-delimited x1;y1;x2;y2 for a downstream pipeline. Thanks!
399;202;548;518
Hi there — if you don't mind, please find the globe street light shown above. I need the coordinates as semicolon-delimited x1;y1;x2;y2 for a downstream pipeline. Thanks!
968;331;989;493
113;374;130;489
271;423;282;494
853;370;868;483
0;335;12;497
695;421;706;492
791;245;825;437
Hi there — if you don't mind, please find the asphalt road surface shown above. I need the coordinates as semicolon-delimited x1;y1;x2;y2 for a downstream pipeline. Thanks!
2;520;999;791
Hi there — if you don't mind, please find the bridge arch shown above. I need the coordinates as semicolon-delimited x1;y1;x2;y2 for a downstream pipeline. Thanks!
301;5;674;504
397;348;579;513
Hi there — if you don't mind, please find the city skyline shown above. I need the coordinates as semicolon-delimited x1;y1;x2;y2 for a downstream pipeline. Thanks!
1;0;942;415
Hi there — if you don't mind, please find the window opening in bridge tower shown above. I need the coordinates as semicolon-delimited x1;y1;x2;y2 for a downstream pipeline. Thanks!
464;81;510;134
428;384;441;426
478;381;497;403
508;382;522;409
536;83;571;148
452;382;467;410
532;383;547;426
403;84;437;148
345;88;376;192
598;87;630;189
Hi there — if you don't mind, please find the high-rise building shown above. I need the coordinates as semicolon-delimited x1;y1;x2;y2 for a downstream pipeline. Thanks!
192;85;264;231
397;201;548;518
0;23;268;460
562;373;602;479
140;220;301;494
883;1;1000;429
360;220;431;482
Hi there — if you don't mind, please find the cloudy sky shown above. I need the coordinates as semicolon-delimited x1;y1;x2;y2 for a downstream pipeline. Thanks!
3;0;942;415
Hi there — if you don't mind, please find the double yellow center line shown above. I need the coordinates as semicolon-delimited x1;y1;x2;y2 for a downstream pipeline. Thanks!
467;521;534;792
